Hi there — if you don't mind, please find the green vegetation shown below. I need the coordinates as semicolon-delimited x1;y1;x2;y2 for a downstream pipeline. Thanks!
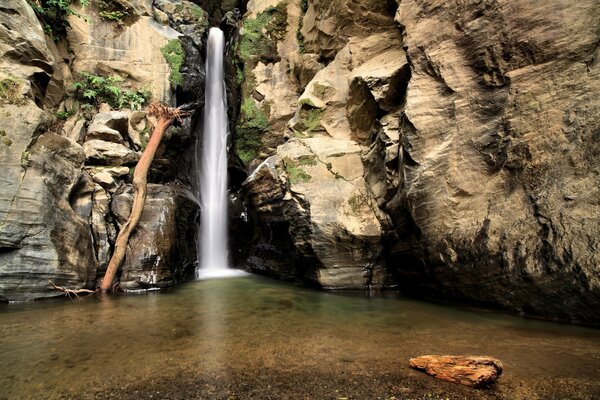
348;194;367;214
0;76;25;105
239;3;287;64
161;40;185;87
297;0;308;53
99;10;126;21
300;108;323;133
98;0;132;23
56;110;71;120
20;151;30;167
236;98;269;163
285;162;311;184
28;0;89;40
235;3;288;165
72;72;150;110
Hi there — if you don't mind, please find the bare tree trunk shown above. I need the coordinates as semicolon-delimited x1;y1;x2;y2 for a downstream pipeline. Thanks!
99;103;184;292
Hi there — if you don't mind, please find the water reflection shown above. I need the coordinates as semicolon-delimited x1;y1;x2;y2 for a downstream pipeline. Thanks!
0;275;599;399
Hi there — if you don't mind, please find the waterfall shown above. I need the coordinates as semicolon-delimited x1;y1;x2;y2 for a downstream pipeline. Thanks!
196;28;245;279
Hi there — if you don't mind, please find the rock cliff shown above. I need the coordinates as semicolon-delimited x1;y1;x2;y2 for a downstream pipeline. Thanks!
235;0;600;323
0;0;240;301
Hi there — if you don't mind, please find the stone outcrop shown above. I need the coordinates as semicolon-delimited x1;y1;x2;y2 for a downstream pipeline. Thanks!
112;184;199;290
237;0;600;323
238;0;401;290
409;355;503;388
0;0;208;301
389;0;600;322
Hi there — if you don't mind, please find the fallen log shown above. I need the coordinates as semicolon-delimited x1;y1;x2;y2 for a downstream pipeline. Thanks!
409;355;503;388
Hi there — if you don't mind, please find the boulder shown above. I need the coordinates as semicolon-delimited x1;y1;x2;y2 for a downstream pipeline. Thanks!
0;132;96;301
86;124;124;143
111;183;199;290
83;140;139;166
90;111;129;136
409;355;503;388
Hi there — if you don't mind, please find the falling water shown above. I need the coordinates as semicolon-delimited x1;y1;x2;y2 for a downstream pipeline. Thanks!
196;28;244;279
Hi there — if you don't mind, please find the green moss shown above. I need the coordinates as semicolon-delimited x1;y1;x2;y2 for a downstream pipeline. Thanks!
312;83;330;98
240;2;287;64
0;76;25;105
1;137;12;147
301;108;323;133
20;151;30;167
348;194;367;214
235;98;269;164
161;40;185;87
285;163;311;184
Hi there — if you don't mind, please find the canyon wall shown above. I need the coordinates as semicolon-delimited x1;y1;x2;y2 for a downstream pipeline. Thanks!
0;0;242;300
236;0;600;323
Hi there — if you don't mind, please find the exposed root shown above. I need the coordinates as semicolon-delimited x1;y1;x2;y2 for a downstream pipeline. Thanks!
49;280;97;301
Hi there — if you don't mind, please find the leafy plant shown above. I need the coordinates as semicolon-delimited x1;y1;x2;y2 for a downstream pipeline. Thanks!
56;110;71;120
160;40;184;87
72;72;150;110
28;0;89;40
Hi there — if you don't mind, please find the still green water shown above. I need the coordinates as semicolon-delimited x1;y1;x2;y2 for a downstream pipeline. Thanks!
0;275;599;400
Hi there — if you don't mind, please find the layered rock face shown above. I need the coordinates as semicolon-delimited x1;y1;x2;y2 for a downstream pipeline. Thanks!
392;0;600;322
0;0;227;300
238;0;403;289
237;0;600;322
0;0;96;301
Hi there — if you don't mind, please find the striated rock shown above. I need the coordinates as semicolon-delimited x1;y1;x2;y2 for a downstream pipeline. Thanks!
300;0;398;60
0;132;96;300
409;355;503;388
67;9;181;103
389;0;600;322
86;124;124;143
111;184;199;290
90;185;115;275
83;140;139;166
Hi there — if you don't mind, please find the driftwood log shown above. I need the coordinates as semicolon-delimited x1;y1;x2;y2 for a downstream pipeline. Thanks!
409;355;503;388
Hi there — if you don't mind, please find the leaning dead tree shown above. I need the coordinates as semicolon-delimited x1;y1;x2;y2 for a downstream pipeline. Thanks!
49;102;188;296
99;103;187;292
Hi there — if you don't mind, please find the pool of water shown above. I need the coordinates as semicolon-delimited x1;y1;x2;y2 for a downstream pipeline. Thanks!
1;275;599;400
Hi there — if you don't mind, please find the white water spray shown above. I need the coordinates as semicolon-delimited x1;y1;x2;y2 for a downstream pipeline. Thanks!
196;28;245;279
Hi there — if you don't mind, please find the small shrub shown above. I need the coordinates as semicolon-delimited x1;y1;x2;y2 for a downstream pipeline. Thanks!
161;40;184;87
56;110;71;120
72;72;150;110
28;0;89;40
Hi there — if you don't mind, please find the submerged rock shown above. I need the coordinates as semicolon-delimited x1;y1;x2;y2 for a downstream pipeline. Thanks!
409;355;503;388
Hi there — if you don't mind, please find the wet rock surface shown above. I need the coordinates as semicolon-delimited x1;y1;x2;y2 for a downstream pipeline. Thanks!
112;184;199;291
410;355;504;388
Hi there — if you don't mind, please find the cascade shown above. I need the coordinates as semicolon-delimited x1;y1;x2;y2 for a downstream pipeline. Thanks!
196;27;245;279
